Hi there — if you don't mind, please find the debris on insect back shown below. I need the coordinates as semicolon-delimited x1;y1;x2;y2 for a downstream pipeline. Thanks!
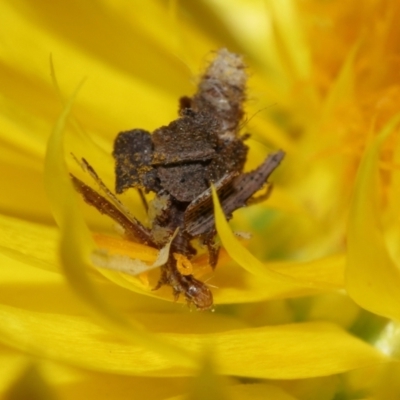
71;49;285;311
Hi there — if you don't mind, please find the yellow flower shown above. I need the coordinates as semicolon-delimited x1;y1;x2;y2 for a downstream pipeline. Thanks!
1;0;399;398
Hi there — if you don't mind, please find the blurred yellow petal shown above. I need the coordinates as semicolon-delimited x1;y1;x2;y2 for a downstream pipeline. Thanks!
0;214;59;273
203;322;384;379
172;383;298;400
185;352;230;400
181;349;298;400
320;42;357;125
0;255;83;316
269;253;345;290
0;155;51;223
370;361;400;400
260;185;304;213
225;383;297;400
4;363;58;400
307;293;360;330
2;1;186;134
274;376;339;400
0;300;384;379
267;0;310;81
55;373;190;400
0;347;193;400
347;115;400;321
0;345;30;396
0;303;189;376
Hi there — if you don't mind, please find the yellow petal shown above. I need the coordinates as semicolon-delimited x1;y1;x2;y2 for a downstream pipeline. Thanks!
185;351;230;400
268;253;345;290
2;1;186;134
174;382;298;400
182;350;298;400
211;185;294;281
225;383;297;400
203;322;384;379
0;249;102;317
4;363;58;400
194;0;291;92
0;214;60;273
273;376;339;400
267;0;310;81
259;185;304;213
307;293;360;330
347;115;400;320
320;42;358;124
212;260;337;307
92;233;158;262
0;347;202;400
52;372;190;400
0;344;28;395
0;157;51;223
370;361;400;399
0;302;385;379
92;230;176;276
0;349;192;400
211;185;343;291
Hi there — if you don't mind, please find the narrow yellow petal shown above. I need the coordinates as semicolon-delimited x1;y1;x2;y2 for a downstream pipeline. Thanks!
212;185;342;290
320;42;358;124
211;185;295;281
347;115;400;321
267;0;310;81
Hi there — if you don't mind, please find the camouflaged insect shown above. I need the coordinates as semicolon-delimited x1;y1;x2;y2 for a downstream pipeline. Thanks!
72;49;285;310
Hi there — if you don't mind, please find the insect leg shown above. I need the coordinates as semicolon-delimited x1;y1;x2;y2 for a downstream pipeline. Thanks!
72;155;140;219
70;174;156;247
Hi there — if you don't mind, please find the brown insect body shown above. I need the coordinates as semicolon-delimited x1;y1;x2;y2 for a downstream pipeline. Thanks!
72;49;285;310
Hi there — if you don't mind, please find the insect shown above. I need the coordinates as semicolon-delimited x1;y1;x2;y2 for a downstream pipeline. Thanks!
71;49;285;310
